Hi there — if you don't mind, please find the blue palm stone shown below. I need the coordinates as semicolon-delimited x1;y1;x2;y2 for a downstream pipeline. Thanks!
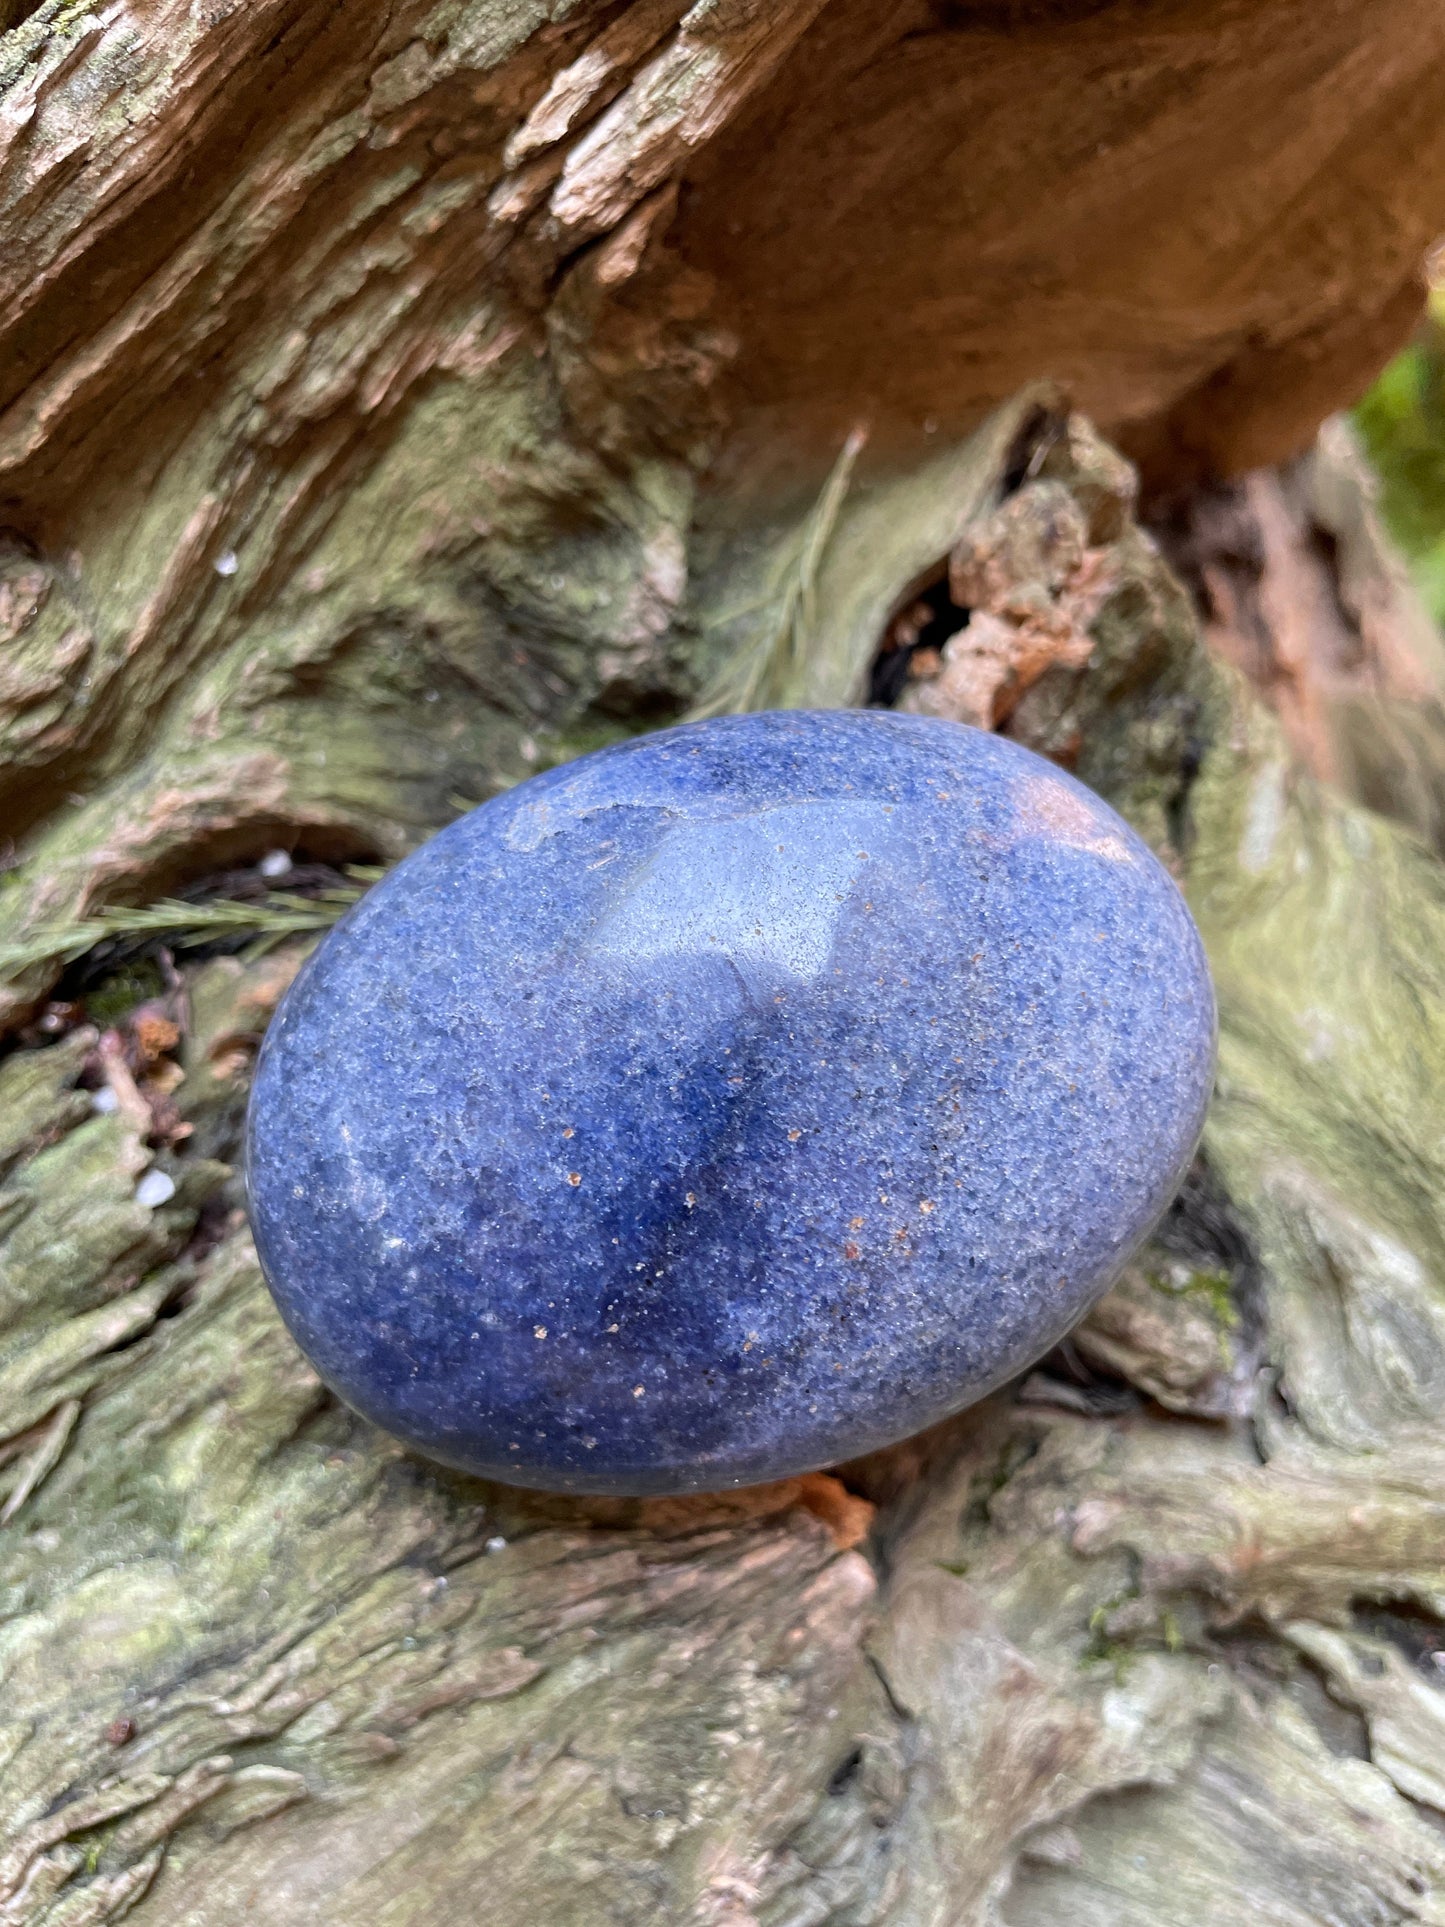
247;710;1215;1494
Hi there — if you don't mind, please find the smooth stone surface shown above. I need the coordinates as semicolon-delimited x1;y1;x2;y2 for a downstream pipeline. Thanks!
247;710;1215;1494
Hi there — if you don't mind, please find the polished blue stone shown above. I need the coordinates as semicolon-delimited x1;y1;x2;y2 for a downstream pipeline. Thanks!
247;710;1215;1494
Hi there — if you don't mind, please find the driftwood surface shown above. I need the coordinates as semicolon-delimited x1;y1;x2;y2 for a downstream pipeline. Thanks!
5;3;1445;1923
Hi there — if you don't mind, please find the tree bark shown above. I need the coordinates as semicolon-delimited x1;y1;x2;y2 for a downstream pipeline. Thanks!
6;4;1445;1923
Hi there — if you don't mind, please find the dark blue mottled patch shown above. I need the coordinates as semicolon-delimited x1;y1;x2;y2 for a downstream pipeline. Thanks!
246;710;1215;1494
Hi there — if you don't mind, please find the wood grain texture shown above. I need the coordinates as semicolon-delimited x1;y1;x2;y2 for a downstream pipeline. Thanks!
4;4;1445;1920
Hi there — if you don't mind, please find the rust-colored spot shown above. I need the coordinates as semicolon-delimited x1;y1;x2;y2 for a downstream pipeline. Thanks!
794;1473;876;1550
132;1012;181;1065
566;1171;582;1186
844;1241;861;1260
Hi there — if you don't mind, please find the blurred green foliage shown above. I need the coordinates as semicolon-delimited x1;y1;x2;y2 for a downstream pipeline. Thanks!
1355;289;1445;624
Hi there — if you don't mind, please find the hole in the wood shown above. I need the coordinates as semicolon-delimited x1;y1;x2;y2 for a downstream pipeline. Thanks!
158;825;382;891
1024;1337;1140;1416
1212;1616;1372;1760
1000;401;1067;497
1153;1158;1267;1358
182;1184;242;1267
868;570;970;708
589;680;690;726
172;846;371;907
103;1281;198;1359
1304;518;1368;676
866;405;1069;712
0;0;47;32
1354;1601;1445;1683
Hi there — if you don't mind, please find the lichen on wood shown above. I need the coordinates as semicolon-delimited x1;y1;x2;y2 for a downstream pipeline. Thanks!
5;2;1445;1922
4;395;1445;1925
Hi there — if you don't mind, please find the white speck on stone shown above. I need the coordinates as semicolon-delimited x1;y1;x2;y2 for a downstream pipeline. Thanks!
214;549;239;577
91;1086;120;1114
258;849;293;879
485;1535;507;1553
136;1170;176;1209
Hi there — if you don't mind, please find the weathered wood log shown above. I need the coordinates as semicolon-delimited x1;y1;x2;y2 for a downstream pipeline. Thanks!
5;5;1445;1923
